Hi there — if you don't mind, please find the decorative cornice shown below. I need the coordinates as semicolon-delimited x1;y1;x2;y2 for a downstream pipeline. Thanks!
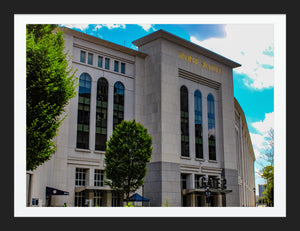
59;27;148;58
180;164;200;173
67;156;100;167
133;29;241;68
201;166;223;174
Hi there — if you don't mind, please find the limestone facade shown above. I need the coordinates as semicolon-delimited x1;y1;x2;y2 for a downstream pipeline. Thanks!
27;28;255;207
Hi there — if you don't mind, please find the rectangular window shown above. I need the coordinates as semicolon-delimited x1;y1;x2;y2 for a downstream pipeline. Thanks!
121;62;125;74
95;78;108;151
80;50;86;63
194;91;203;159
94;170;104;187
181;174;188;189
114;60;119;72
105;58;110;70
94;191;104;207
75;168;86;186
113;82;125;129
180;86;189;157
98;56;103;68
75;192;85;207
207;95;216;160
112;191;121;207
88;53;93;65
76;74;91;149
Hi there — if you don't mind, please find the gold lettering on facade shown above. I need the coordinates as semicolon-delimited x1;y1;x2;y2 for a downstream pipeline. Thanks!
178;51;221;74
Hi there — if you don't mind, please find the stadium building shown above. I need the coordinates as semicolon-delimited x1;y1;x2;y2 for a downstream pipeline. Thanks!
26;27;255;207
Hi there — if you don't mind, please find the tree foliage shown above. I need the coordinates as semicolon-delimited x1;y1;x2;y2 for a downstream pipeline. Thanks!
259;128;274;206
261;165;274;206
26;24;77;171
263;128;274;167
104;120;152;203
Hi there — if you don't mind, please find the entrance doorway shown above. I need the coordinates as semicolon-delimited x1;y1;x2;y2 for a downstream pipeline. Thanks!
182;191;223;207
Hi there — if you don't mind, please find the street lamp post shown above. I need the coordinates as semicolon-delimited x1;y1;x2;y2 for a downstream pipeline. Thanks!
205;186;211;207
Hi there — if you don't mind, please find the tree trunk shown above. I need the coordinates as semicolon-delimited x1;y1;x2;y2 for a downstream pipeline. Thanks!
126;180;130;205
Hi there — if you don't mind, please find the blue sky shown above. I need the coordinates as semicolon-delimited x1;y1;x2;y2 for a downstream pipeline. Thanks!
60;23;274;194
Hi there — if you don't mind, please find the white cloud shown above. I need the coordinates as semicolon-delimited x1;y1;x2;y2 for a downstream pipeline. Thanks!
94;25;102;30
252;112;274;136
60;24;89;31
250;132;266;153
102;24;126;29
250;112;274;162
190;24;274;90
62;24;126;31
137;24;155;32
251;111;277;194
255;166;262;177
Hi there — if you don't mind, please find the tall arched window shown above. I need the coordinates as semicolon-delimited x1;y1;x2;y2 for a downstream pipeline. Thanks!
95;78;108;151
207;94;216;160
76;73;91;149
113;81;124;129
194;90;203;159
180;86;189;157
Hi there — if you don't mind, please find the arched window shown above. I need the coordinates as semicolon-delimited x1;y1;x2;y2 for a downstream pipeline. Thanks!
180;86;189;157
113;81;125;129
194;90;203;159
76;73;91;149
207;94;216;160
95;78;108;151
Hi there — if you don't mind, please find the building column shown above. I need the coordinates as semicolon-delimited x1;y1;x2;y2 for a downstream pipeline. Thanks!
89;76;97;151
86;191;94;207
217;193;222;207
89;168;94;187
26;172;33;207
190;193;196;207
107;83;114;139
105;191;112;207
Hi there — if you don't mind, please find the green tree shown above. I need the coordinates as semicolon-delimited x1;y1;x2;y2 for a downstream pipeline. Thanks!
261;165;274;206
26;24;77;171
104;120;152;204
259;128;274;207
